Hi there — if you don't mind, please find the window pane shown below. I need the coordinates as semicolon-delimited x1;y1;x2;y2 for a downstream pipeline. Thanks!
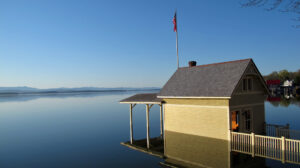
248;78;252;91
243;79;247;91
244;110;251;131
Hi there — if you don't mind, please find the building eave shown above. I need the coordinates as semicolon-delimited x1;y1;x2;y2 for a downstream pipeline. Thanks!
157;96;231;99
120;101;162;104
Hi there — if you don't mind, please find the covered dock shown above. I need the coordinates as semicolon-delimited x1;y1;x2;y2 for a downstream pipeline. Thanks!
120;93;164;151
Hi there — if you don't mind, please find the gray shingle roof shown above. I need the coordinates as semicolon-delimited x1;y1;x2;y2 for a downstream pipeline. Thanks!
158;59;253;98
120;93;163;104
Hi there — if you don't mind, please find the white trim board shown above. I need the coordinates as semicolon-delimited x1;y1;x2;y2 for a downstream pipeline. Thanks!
165;104;228;109
120;102;162;104
157;96;231;99
230;103;264;109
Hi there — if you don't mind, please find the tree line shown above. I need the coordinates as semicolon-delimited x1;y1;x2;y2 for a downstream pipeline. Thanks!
264;69;300;84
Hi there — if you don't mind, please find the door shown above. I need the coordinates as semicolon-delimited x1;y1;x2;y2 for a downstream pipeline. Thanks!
231;111;239;131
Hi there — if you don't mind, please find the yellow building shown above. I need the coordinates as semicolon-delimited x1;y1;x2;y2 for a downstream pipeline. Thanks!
120;58;270;167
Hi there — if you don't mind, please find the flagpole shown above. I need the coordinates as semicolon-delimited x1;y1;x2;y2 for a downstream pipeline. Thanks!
176;27;179;69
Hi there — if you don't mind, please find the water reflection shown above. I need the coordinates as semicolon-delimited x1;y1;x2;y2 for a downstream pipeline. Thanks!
163;131;266;168
267;94;300;107
0;91;163;168
164;131;231;168
0;90;151;103
0;91;299;167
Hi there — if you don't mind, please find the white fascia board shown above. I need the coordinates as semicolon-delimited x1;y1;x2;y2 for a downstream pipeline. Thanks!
157;96;231;99
120;102;161;104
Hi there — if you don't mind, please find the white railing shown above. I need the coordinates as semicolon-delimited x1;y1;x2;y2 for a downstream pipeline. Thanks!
266;124;300;140
231;132;300;164
285;139;300;164
254;134;282;161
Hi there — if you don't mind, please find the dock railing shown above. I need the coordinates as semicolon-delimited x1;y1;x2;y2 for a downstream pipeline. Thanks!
266;123;300;140
231;132;300;164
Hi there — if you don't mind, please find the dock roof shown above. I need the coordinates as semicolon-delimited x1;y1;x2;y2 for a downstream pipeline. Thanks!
120;93;163;104
158;58;267;98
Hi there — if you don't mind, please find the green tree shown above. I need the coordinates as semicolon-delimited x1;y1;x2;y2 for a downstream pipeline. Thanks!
266;71;279;80
279;98;291;107
278;70;290;81
295;69;300;84
264;69;300;84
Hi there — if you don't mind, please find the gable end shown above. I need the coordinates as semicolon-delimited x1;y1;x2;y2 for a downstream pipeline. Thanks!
231;60;270;96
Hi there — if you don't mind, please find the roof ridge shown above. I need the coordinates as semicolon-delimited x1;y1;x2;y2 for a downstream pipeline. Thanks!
179;58;252;69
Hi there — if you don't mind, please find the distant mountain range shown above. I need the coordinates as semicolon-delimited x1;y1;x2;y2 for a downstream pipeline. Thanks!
0;86;160;94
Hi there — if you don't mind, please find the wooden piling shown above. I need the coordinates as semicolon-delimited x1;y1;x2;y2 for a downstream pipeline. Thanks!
146;104;150;149
130;104;133;144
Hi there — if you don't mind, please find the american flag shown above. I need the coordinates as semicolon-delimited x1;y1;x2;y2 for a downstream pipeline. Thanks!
173;12;177;32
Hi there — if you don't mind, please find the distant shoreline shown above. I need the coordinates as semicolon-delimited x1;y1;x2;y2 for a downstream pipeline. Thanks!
0;89;161;103
0;87;160;95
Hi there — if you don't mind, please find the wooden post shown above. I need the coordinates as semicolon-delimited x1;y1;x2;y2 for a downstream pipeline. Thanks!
282;136;285;163
160;104;163;138
251;132;255;157
163;103;166;154
146;104;150;149
130;104;133;144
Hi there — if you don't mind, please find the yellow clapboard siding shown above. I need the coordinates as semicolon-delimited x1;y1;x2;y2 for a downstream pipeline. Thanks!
164;103;229;140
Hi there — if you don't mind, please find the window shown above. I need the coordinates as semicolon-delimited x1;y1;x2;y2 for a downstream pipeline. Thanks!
231;111;240;131
242;77;253;92
248;78;252;91
243;79;247;91
244;110;252;132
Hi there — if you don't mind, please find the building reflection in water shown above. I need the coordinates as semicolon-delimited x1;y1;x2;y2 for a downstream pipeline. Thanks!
267;94;300;108
163;131;265;168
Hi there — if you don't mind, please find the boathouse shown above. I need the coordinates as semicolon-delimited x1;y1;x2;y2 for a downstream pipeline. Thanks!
120;59;300;167
159;58;269;140
157;58;269;167
121;58;269;144
120;59;269;163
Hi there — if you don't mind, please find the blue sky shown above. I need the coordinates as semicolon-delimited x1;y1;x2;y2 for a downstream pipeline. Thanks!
0;0;299;88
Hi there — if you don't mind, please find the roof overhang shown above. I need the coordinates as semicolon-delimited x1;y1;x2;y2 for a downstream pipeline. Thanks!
120;101;162;104
120;93;163;104
157;96;231;99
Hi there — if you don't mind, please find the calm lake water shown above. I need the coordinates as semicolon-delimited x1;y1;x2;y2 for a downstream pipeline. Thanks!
0;91;299;168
